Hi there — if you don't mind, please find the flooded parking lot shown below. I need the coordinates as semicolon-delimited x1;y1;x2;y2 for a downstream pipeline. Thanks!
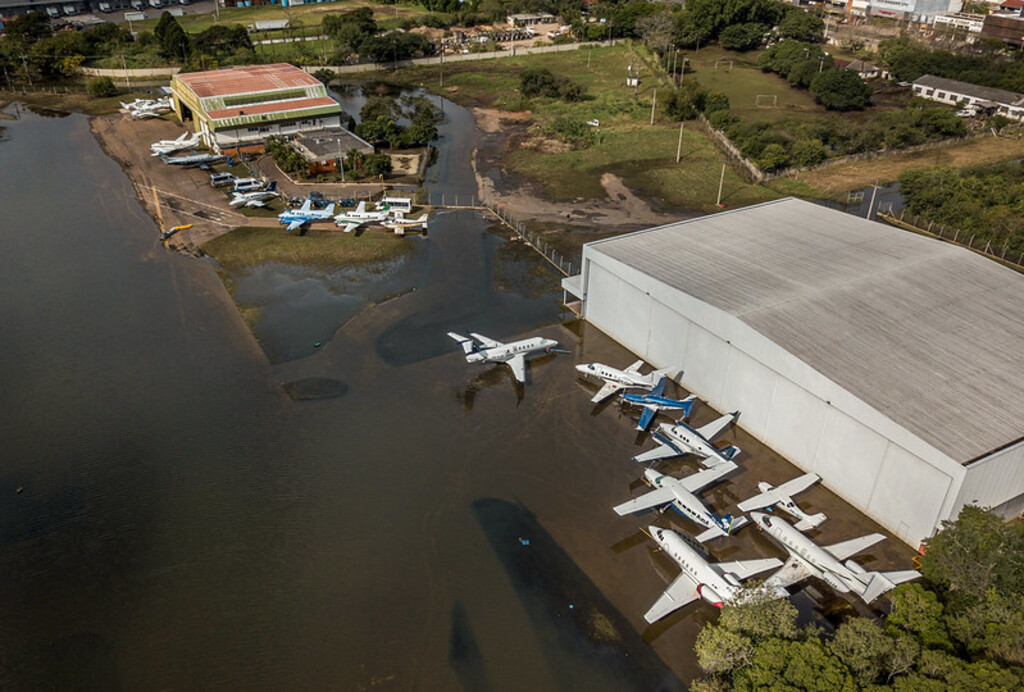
0;104;915;689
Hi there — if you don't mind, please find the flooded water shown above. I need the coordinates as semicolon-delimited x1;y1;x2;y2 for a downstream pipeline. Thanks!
0;100;916;690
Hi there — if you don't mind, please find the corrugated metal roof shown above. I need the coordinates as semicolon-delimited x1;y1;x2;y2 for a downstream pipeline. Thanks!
176;63;321;98
913;74;1021;106
206;96;339;120
588;198;1024;464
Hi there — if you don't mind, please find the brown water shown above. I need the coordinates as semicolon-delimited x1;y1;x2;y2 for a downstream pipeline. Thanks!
0;103;915;690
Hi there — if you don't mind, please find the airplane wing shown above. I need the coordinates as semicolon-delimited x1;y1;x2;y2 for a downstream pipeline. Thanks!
632;440;678;464
591;381;625;404
342;223;359;233
737;473;820;512
824;534;886;561
763;555;814;590
715;557;783;581
506;355;527;384
355;201;366;213
644;573;699;623
245;200;267;208
677;463;736;494
469;333;503;349
637;406;658;431
650;377;667;397
695;412;738;442
624;359;645;375
299;199;313;213
612;486;676;516
286;219;305;232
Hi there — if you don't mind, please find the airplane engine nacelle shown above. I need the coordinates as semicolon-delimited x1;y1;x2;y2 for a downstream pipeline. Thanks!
820;570;851;594
696;584;725;608
466;352;485;363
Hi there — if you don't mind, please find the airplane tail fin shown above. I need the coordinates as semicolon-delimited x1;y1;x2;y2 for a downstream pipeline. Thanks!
447;332;476;355
648;367;672;385
267;181;276;192
719;445;742;462
860;569;920;604
794;513;828;532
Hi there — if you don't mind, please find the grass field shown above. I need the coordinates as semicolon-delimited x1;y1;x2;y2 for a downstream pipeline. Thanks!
202;225;412;269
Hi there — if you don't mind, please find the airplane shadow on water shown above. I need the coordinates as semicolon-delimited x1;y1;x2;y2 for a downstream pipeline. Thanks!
470;498;684;691
454;352;564;413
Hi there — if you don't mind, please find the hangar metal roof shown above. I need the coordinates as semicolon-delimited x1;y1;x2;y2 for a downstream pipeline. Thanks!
588;198;1024;464
175;63;321;99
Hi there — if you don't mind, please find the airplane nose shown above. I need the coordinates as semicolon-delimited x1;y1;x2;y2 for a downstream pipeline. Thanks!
574;364;588;373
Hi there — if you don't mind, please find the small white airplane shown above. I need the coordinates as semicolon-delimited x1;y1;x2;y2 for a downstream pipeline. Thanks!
150;132;201;156
383;213;429;234
334;201;389;233
753;512;920;604
642;525;783;622
447;332;566;384
278;198;337;232
576;359;672;403
620;377;697;431
737;473;827;531
161;152;226;168
229;182;278;208
122;97;173;119
613;465;746;543
633;411;741;468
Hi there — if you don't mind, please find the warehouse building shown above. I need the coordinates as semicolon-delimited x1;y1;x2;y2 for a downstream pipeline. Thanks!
170;63;346;155
562;198;1024;547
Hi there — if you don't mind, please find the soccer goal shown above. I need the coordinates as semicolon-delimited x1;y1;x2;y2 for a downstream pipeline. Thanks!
755;94;778;108
714;60;734;72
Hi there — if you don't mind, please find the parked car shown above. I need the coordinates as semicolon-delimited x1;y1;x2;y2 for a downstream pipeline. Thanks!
337;198;356;208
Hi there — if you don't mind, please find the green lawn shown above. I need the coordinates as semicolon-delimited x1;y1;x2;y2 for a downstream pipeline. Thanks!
202;225;412;270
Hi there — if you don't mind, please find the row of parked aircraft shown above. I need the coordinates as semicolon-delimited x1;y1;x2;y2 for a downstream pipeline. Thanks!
122;97;173;119
445;332;919;624
279;198;429;235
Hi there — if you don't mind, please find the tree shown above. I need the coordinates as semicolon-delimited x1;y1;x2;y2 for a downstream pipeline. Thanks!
192;25;251;57
921;505;1024;600
312;68;335;85
779;8;825;43
158;15;191;62
356;115;402;149
759;142;789;171
636;12;674;55
360;96;401;125
719;22;767;52
829;618;890;687
791;137;827;167
810;68;872;111
703;91;730;115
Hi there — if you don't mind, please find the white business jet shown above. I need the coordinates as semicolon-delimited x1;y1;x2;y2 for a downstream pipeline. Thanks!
447;332;567;384
575;359;672;403
737;473;827;531
642;525;783;622
633;411;741;468
752;512;919;604
614;465;746;543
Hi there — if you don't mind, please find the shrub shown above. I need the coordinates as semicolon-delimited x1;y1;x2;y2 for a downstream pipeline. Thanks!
86;76;118;98
520;67;585;102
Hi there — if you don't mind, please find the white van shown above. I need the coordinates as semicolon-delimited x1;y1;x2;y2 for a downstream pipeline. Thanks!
232;177;265;193
376;196;412;213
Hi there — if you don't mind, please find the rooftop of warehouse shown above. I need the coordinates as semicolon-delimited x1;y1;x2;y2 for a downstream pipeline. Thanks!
587;197;1024;464
175;63;322;99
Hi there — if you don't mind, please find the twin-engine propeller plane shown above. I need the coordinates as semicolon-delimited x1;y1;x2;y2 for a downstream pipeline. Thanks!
278;198;336;232
633;411;741;468
448;332;568;384
620;377;697;431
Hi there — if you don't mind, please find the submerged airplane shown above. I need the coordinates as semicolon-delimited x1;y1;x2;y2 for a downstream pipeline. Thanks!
621;377;697;431
161;152;226;168
576;359;672;403
229;182;278;208
753;512;920;604
738;473;827;531
613;465;745;543
383;213;429;234
633;411;741;468
643;525;783;622
448;332;567;384
334;201;389;233
150;132;201;156
279;198;337;232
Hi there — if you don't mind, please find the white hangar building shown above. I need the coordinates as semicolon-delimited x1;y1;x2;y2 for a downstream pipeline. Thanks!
562;198;1024;547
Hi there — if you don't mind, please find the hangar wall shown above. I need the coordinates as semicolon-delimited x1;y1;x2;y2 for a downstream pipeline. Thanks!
955;441;1024;520
580;253;968;546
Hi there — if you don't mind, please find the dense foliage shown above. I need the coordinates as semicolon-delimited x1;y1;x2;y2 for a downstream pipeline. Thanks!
354;95;440;149
879;35;1024;92
519;67;585;102
86;76;118;97
899;163;1024;254
692;507;1024;691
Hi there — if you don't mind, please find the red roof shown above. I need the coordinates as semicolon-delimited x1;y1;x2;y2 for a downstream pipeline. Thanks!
1001;0;1024;9
206;96;340;120
176;63;321;98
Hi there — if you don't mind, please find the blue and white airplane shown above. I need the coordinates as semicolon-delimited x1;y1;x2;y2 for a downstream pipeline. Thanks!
278;198;337;232
621;377;697;431
614;465;745;543
633;411;741;468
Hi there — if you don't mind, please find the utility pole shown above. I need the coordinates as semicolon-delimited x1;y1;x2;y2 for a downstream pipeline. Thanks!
121;54;131;89
716;163;726;207
866;180;880;220
650;88;656;125
676;121;683;163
